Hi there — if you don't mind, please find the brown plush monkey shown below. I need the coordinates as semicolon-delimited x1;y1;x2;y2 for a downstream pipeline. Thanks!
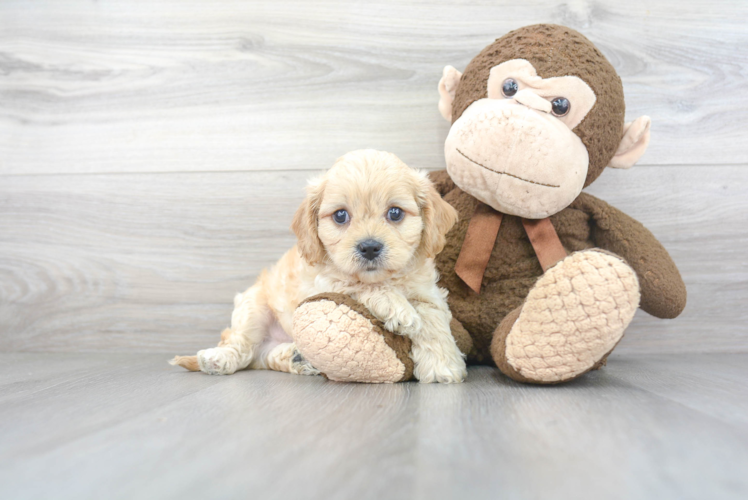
293;24;686;384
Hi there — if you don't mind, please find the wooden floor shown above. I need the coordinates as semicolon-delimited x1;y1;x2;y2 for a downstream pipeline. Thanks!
1;353;747;500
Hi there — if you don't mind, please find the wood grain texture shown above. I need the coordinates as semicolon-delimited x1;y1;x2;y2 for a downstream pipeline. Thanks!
0;353;747;500
0;1;746;355
1;166;746;353
1;0;747;175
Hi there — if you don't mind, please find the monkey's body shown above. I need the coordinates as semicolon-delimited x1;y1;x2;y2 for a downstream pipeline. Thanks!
430;171;686;369
293;24;687;384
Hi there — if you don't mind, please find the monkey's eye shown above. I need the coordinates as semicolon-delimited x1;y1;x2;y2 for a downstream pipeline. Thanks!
332;209;349;225
502;78;519;97
387;207;404;222
551;97;571;116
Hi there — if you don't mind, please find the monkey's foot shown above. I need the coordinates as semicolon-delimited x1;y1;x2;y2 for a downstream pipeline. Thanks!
292;293;414;383
491;249;640;384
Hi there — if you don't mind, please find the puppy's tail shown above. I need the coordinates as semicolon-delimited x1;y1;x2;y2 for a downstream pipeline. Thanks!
169;355;200;372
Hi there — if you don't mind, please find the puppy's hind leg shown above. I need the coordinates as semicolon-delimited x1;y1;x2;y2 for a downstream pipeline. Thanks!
254;342;320;376
170;283;272;375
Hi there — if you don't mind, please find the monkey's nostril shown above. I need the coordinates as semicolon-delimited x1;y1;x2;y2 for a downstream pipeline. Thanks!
357;239;384;261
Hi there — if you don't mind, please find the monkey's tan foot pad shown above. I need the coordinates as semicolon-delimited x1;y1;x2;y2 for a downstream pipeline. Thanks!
292;293;414;383
496;249;640;384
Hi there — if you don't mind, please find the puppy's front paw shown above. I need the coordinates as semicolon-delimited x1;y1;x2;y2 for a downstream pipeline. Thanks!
413;348;467;384
417;362;467;384
197;348;238;375
384;307;423;336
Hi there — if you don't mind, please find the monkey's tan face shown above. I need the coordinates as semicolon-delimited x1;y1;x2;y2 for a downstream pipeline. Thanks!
316;153;425;284
444;59;597;219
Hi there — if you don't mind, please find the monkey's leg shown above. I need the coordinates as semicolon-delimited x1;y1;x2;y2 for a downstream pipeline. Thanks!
490;249;640;384
292;293;415;383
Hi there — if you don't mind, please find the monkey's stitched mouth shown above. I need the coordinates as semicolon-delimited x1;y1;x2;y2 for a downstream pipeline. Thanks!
456;148;560;188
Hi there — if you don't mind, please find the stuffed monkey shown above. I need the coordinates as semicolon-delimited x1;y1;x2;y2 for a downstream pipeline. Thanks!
293;24;686;384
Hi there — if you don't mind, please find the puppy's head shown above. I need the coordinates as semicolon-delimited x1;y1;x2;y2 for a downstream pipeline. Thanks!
292;150;458;283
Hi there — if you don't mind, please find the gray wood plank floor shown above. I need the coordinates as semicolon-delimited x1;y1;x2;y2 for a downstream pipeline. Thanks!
1;353;746;500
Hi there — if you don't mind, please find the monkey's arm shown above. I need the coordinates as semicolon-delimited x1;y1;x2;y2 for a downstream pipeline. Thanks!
428;170;456;196
575;193;686;319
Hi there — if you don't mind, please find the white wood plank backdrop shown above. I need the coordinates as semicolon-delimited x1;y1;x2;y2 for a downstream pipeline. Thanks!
1;0;747;354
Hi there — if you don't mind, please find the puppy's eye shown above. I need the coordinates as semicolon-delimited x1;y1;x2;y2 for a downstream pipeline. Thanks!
332;209;349;225
387;207;404;222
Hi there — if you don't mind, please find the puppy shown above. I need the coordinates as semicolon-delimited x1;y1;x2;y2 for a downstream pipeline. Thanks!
170;150;466;383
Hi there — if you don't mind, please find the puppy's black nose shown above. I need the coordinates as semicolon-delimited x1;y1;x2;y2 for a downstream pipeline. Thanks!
357;239;383;261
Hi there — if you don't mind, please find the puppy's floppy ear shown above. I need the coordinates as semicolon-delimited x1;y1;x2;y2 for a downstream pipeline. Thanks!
291;178;327;265
417;173;458;258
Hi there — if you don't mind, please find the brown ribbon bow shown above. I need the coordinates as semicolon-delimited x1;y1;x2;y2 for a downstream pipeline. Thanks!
454;202;568;294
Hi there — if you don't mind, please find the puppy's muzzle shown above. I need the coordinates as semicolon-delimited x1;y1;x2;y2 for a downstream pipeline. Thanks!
357;239;384;261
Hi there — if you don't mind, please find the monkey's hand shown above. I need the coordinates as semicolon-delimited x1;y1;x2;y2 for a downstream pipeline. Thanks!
576;192;687;319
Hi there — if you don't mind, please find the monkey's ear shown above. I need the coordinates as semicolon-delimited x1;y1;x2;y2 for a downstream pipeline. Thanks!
438;65;462;122
608;116;651;169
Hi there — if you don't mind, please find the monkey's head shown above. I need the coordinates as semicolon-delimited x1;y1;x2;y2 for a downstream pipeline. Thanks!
438;24;651;219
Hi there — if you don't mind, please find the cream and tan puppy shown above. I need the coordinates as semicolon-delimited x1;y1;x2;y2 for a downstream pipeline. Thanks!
170;150;467;383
